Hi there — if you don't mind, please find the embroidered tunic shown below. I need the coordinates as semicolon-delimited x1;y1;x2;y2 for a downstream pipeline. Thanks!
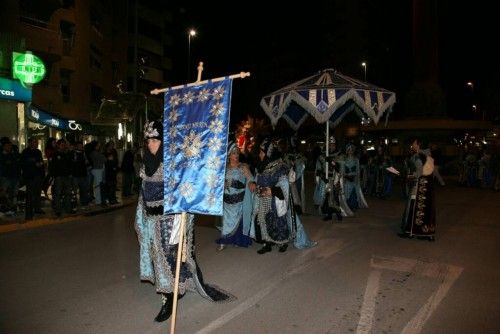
251;158;316;249
135;163;233;301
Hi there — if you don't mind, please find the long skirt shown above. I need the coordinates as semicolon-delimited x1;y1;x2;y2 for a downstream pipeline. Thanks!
401;175;436;236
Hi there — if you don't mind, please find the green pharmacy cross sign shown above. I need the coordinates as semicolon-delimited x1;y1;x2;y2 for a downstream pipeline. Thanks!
12;52;46;85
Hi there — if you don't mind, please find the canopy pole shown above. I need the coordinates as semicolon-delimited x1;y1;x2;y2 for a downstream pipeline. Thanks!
325;122;329;179
170;212;187;334
150;62;250;95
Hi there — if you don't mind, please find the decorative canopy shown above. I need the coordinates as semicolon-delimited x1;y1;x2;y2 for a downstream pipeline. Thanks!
260;68;396;130
91;92;161;125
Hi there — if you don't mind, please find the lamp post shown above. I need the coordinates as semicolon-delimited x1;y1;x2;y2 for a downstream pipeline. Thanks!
467;82;479;119
361;62;367;81
187;29;196;81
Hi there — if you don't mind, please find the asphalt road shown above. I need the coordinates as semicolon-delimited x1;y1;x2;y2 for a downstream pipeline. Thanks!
1;183;499;334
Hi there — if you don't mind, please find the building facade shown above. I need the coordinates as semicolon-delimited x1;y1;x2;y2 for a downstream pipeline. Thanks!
0;0;172;149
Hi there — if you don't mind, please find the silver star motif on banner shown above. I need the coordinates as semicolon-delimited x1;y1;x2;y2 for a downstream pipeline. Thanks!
208;119;224;134
182;130;203;158
166;194;174;206
169;142;177;154
179;182;194;199
169;94;181;107
197;88;210;102
210;102;225;117
206;173;218;188
206;192;217;206
212;86;225;100
167;177;176;189
167;160;176;170
183;91;195;104
169;109;179;123
207;155;222;169
169;127;178;137
208;137;222;152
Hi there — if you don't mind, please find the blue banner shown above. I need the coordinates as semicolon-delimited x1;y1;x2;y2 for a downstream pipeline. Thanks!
163;79;232;215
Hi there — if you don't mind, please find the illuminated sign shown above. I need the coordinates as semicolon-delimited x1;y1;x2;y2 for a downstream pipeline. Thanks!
12;52;46;85
0;77;32;101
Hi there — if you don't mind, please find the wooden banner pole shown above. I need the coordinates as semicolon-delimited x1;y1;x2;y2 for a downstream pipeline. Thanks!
169;212;187;334
151;62;250;95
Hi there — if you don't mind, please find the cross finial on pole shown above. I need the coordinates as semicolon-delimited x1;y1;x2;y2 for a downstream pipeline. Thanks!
196;62;204;83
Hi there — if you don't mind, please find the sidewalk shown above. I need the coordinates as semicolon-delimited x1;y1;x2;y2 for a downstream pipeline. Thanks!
0;193;138;234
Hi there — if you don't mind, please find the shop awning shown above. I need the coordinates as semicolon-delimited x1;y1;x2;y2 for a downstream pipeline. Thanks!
26;105;83;131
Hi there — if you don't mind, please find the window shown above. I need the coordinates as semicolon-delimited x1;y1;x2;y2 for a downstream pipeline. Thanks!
90;8;102;36
90;84;102;105
89;44;102;69
60;69;72;103
60;21;75;55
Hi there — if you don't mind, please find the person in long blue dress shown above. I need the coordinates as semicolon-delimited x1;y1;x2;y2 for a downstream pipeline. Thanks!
343;144;368;211
216;142;254;250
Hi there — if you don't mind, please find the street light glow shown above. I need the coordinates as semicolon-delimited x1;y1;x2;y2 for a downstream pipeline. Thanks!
187;29;197;80
361;62;367;81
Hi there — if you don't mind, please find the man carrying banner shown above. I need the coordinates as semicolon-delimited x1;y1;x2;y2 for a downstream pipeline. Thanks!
134;120;234;323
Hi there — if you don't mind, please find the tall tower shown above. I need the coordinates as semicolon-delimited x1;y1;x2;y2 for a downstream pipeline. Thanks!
405;0;446;118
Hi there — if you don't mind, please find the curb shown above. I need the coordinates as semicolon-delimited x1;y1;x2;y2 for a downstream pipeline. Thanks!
0;201;136;234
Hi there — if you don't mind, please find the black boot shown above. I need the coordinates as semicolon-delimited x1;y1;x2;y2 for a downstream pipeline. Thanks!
155;292;186;322
278;243;288;253
154;293;173;322
257;243;273;254
335;209;343;221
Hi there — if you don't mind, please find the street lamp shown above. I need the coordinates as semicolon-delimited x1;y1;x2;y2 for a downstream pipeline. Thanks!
361;62;367;81
467;81;474;90
187;29;197;81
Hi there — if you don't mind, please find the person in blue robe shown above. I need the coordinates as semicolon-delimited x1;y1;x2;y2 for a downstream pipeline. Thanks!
343;144;368;211
285;152;307;215
134;120;234;323
216;142;254;250
250;139;317;254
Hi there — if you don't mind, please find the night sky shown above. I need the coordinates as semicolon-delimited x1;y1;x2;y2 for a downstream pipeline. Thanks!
168;1;497;126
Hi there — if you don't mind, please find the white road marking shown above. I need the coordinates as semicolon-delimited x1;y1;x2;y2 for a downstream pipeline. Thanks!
195;240;344;334
401;265;463;334
356;269;382;334
370;255;464;334
371;255;417;273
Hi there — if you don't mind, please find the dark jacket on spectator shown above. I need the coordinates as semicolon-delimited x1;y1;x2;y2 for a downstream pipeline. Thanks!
20;147;44;179
49;150;72;177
